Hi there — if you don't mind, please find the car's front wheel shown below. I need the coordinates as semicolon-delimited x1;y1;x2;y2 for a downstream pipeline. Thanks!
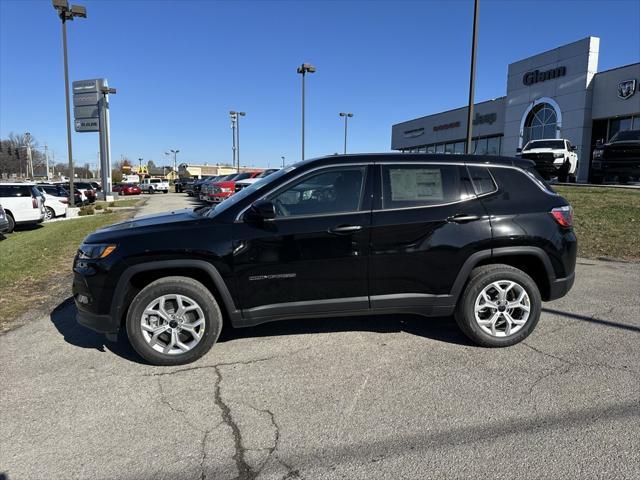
454;264;541;347
126;276;222;365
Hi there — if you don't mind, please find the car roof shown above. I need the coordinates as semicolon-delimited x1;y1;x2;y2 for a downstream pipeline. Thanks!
0;182;36;186
302;153;534;170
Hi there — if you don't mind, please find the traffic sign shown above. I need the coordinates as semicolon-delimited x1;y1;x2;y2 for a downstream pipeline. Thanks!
72;78;107;94
73;92;101;107
75;118;99;132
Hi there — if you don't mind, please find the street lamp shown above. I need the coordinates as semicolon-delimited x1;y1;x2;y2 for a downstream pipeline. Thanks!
52;0;86;205
281;156;285;168
229;111;245;171
169;149;179;179
296;63;316;161
339;112;353;154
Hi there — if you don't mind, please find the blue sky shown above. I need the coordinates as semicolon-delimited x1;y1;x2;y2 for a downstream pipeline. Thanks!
1;0;639;169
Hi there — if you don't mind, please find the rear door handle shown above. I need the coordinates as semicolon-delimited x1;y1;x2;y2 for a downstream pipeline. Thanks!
329;225;363;234
447;214;480;224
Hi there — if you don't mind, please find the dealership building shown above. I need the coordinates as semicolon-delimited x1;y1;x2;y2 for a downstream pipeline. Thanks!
391;37;639;182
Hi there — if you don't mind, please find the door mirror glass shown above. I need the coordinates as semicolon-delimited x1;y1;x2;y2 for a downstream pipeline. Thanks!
245;200;276;222
596;139;604;146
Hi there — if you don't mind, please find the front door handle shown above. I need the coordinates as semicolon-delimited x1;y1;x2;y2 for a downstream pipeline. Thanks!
447;214;480;224
329;225;363;234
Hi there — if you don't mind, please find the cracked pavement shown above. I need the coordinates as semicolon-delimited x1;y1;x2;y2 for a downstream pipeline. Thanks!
1;196;639;479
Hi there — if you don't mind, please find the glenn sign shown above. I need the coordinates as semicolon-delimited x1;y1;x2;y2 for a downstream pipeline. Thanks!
522;66;567;86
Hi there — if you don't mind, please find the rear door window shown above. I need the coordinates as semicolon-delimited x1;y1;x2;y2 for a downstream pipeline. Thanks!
381;164;470;209
0;185;32;197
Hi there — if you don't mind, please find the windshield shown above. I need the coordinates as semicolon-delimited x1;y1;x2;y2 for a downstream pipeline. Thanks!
206;166;296;217
524;140;565;150
610;130;640;142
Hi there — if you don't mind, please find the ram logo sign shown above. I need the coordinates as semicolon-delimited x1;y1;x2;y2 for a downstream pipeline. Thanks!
617;79;636;100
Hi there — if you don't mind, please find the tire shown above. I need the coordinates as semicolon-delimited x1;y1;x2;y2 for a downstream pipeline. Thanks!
148;188;154;194
454;264;542;347
558;172;567;183
44;207;55;221
125;276;222;366
5;213;15;233
163;190;168;194
591;175;603;184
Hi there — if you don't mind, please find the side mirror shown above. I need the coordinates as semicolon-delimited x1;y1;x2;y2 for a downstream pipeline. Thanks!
571;145;577;151
245;200;276;222
596;139;604;147
516;147;522;153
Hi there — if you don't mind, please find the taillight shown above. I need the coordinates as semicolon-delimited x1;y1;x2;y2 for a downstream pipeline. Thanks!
32;197;38;208
61;198;69;204
551;205;573;227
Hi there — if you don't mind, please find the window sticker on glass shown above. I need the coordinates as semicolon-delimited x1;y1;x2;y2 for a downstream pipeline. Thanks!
389;168;444;201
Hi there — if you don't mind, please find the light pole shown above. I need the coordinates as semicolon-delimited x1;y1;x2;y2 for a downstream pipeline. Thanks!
169;149;179;179
281;156;285;168
229;112;237;170
465;0;479;154
52;0;86;205
339;112;353;154
24;132;33;178
297;63;316;161
229;111;245;171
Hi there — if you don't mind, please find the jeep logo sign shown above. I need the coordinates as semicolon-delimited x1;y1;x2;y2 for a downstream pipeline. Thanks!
523;66;566;86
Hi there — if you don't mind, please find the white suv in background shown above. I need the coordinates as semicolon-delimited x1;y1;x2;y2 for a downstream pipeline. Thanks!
518;139;578;182
0;183;45;233
35;185;69;220
140;178;170;194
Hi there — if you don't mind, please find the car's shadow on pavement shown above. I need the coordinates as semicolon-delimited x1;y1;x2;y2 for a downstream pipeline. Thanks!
50;297;473;365
50;298;148;364
218;313;474;346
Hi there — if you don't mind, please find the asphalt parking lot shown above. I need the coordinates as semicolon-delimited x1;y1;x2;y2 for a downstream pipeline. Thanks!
1;193;639;480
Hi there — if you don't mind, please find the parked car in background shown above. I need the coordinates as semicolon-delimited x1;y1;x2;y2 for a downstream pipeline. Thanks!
0;205;9;234
200;175;231;201
72;153;576;365
140;178;169;194
90;181;102;192
206;171;261;203
174;178;194;193
518;139;578;182
0;183;45;233
74;182;97;203
191;176;220;197
38;183;83;206
35;185;68;220
113;183;142;195
234;168;280;193
591;129;640;184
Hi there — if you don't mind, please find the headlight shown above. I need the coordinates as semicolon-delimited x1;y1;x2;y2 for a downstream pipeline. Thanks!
221;187;232;193
593;149;603;159
78;243;117;259
553;153;564;158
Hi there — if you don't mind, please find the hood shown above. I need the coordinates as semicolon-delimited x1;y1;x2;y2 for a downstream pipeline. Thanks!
84;208;202;243
522;147;558;153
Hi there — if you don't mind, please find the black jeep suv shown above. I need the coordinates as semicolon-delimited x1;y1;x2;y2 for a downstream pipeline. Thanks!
591;129;640;183
73;154;576;365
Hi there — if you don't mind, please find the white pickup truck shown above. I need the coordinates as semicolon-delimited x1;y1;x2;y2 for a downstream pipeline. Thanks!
517;139;578;182
139;178;169;194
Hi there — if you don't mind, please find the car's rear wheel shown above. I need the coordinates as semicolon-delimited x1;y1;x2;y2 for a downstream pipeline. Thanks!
455;264;541;347
5;213;15;233
44;207;55;221
126;276;222;365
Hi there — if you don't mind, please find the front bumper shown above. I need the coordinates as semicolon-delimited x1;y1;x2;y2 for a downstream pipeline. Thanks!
208;193;232;203
76;306;119;334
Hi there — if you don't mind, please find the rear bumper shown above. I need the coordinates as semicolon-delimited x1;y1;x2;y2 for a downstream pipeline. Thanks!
547;271;575;301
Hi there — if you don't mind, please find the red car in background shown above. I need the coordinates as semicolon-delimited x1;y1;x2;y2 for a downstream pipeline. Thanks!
206;171;261;204
113;183;142;195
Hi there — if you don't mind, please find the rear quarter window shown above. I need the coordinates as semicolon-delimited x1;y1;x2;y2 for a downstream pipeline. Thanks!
466;166;497;195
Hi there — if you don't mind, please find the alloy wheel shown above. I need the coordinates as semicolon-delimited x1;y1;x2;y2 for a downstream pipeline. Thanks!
474;280;531;337
140;294;206;355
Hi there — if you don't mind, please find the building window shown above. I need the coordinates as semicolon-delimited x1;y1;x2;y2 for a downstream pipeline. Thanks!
427;145;435;154
609;116;634;140
487;136;501;155
523;102;558;144
453;141;465;154
435;144;445;153
474;137;488;155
